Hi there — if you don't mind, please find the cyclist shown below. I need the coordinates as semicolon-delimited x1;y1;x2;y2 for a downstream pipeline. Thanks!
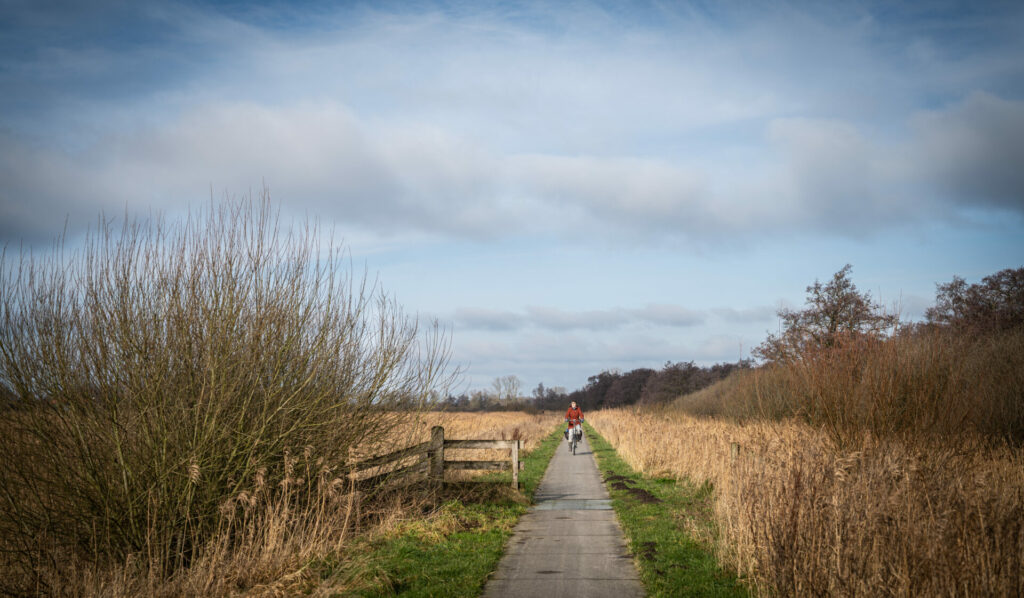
564;401;584;450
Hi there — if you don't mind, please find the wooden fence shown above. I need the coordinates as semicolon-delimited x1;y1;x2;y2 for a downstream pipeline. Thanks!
347;426;523;489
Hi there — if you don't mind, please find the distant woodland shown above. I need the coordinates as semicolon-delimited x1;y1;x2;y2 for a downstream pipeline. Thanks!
440;265;1024;421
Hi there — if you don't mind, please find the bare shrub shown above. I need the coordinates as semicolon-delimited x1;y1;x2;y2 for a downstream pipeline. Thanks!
0;192;455;594
683;329;1024;447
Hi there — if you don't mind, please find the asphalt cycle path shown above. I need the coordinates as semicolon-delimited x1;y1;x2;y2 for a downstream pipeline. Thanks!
481;429;645;598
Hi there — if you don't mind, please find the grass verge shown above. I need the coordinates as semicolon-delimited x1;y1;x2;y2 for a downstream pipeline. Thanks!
585;423;750;598
327;425;564;597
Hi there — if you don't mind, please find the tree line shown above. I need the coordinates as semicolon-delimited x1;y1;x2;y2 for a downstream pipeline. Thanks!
438;264;1022;414
437;358;751;412
753;264;1024;363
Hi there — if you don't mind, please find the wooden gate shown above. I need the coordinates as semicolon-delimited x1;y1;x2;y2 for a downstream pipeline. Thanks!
348;426;523;488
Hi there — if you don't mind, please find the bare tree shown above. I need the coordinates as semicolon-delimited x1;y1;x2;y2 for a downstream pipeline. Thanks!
754;265;897;362
925;267;1024;333
492;375;522;401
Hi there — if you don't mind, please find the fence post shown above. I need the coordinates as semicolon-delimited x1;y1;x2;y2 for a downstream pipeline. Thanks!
430;426;445;483
511;439;519;490
730;442;741;463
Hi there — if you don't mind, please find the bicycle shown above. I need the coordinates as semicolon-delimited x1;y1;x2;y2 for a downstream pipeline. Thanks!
567;419;583;455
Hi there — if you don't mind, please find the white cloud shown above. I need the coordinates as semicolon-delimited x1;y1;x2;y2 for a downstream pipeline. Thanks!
712;306;777;323
631;304;706;327
760;96;1024;235
0;99;753;244
452;303;706;332
506;155;711;232
5;87;1024;248
910;92;1024;211
766;117;914;230
453;307;524;332
0;102;516;241
4;2;1024;245
523;306;629;331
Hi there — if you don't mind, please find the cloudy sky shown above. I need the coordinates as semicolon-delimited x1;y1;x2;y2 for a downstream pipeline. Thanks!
2;0;1023;392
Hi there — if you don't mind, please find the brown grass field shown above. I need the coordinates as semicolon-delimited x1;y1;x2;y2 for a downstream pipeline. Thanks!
2;411;556;597
589;407;1024;596
346;410;555;482
374;410;556;456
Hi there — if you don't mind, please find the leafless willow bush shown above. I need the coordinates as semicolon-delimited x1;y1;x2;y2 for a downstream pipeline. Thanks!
0;193;455;595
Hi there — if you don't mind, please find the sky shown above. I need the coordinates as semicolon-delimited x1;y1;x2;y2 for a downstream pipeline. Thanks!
1;0;1023;393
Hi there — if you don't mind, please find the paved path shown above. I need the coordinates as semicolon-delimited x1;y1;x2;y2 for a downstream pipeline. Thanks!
482;430;645;598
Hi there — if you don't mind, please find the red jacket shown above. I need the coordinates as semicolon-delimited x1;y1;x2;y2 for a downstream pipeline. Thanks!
565;406;583;426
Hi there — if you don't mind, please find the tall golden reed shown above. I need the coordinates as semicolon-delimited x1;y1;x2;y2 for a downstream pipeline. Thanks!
589;408;1023;597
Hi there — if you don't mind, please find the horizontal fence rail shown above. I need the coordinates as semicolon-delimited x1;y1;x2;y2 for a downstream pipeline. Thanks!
349;442;431;472
349;426;523;488
358;459;429;488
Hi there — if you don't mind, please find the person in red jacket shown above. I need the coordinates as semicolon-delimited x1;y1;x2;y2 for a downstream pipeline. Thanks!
564;401;584;447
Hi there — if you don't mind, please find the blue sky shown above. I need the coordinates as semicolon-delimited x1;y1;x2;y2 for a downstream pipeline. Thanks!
2;0;1023;392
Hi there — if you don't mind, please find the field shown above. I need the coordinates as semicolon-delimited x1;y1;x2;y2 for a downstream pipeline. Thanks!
589;407;1024;596
584;326;1024;596
0;410;559;597
3;203;1018;596
369;410;556;458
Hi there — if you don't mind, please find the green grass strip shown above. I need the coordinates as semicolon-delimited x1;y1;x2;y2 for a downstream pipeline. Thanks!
584;423;751;598
343;426;564;597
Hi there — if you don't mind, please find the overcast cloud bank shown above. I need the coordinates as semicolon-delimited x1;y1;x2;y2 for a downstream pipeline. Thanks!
1;0;1021;390
3;2;1024;245
3;91;1024;244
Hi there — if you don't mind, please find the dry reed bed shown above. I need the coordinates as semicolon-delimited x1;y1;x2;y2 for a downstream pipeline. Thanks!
588;408;1024;597
16;411;554;597
423;411;554;453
